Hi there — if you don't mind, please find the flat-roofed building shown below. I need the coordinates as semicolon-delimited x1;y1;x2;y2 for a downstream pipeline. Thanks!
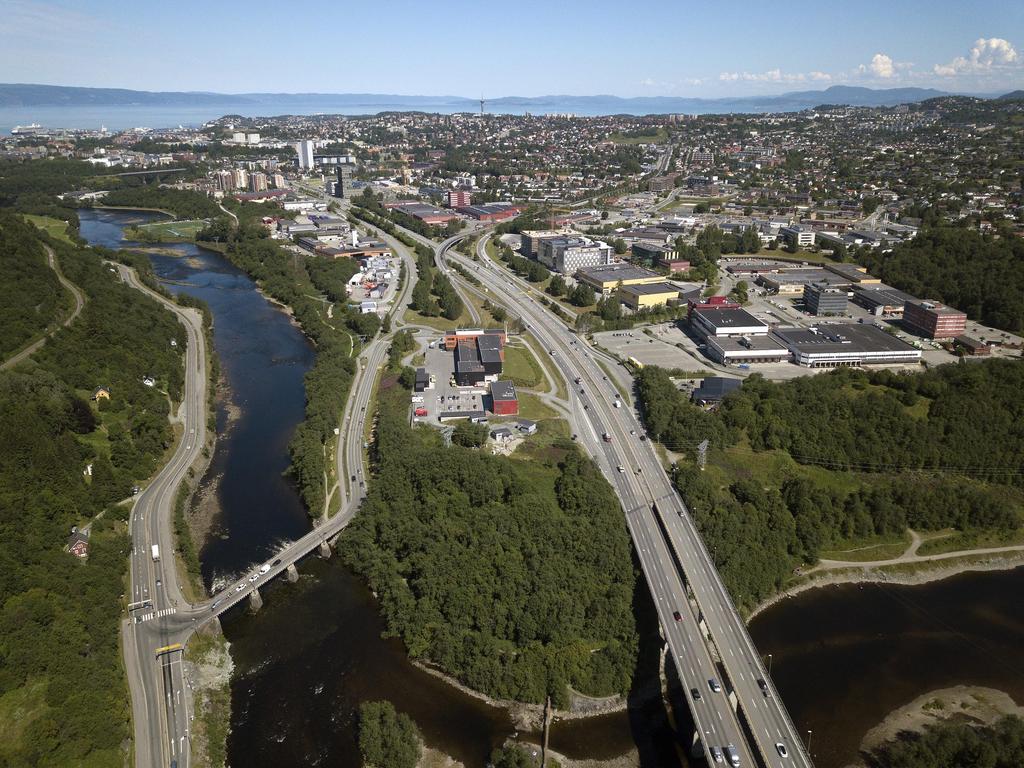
690;306;769;340
773;323;922;367
780;225;815;248
804;282;848;315
759;269;846;295
851;284;916;316
576;263;663;294
538;236;613;273
619;282;682;310
520;230;562;258
489;380;519;416
823;263;881;284
903;299;966;339
691;377;742;404
704;334;789;365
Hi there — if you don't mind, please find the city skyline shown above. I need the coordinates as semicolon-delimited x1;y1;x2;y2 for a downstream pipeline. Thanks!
2;0;1023;98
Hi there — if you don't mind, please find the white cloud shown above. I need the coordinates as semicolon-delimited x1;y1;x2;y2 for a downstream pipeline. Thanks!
869;53;895;78
934;37;1019;76
718;68;808;84
809;71;832;82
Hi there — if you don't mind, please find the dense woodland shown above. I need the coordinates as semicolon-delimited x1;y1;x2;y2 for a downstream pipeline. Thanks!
636;362;1024;612
0;215;69;357
97;187;221;220
858;226;1024;334
871;715;1024;768
0;225;186;766
356;701;421;768
342;384;638;706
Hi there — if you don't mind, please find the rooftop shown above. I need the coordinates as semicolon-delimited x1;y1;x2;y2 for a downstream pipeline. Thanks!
773;323;919;354
490;380;517;401
576;263;659;283
693;307;767;329
619;281;682;296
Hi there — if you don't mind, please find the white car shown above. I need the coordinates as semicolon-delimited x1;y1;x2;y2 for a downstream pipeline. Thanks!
258;564;271;575
235;584;245;593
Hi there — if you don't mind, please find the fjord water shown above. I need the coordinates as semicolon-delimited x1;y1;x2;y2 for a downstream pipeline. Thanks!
79;208;1024;767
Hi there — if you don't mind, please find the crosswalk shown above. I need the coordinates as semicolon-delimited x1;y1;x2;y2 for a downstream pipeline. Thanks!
138;607;176;623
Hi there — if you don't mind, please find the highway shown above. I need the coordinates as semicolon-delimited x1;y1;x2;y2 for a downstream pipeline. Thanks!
427;230;815;767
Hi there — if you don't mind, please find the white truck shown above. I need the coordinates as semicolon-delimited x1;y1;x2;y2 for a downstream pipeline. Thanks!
151;544;160;562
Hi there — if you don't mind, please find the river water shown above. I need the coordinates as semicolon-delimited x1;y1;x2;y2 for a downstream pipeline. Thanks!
79;208;1024;768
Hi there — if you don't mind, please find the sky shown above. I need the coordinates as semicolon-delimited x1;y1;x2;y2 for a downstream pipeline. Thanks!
2;0;1023;98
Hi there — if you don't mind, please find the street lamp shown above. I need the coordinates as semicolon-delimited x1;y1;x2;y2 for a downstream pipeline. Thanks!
806;730;812;754
767;653;773;675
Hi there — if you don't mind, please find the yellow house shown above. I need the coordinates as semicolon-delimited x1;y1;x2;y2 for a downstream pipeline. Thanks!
576;264;664;295
92;386;111;401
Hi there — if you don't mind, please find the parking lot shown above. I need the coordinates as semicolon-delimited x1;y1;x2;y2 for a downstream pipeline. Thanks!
412;342;488;425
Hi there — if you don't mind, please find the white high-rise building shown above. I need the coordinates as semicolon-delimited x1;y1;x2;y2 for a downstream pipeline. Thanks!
296;140;315;170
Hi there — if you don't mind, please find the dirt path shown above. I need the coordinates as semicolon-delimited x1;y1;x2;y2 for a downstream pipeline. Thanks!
809;529;1024;572
2;243;86;370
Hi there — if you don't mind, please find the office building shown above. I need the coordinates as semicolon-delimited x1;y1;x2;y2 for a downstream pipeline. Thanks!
773;323;922;368
333;165;353;198
538;236;614;273
903;300;967;339
520;230;562;258
803;282;848;315
296;140;315;170
704;334;790;365
851;285;915;317
448;189;472;208
780;225;815;248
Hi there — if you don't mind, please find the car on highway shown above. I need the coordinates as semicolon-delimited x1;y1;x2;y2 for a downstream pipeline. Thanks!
710;746;724;763
690;686;701;701
248;574;258;582
708;678;722;693
617;466;624;473
258;564;270;575
725;744;740;767
672;610;682;621
775;743;789;758
235;584;245;593
273;558;281;566
210;600;220;611
758;677;769;695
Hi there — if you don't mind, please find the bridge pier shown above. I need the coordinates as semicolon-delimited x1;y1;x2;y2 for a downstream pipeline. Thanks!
691;730;704;759
248;588;263;613
286;563;299;583
318;540;332;559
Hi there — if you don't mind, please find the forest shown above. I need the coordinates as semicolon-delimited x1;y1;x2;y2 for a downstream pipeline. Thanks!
0;227;186;766
357;701;421;768
858;225;1024;334
635;362;1024;612
0;214;68;357
870;715;1024;768
342;384;638;707
97;187;222;220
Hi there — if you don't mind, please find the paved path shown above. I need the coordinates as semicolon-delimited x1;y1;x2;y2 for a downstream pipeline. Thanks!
1;243;85;369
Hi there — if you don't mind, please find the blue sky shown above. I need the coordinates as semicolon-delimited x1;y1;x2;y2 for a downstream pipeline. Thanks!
3;0;1023;96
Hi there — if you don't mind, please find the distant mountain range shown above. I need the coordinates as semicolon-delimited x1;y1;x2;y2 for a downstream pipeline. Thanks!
0;82;1007;115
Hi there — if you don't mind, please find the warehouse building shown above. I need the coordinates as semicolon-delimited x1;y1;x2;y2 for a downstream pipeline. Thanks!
618;282;682;310
576;263;663;295
804;282;848;315
489;380;519;416
704;334;789;365
691;377;742;404
690;306;769;340
851;285;915;317
823;263;882;284
903;299;967;339
773;323;922;368
443;328;506;351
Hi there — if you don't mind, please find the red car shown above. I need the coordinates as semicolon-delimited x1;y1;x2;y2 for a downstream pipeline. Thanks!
673;611;682;622
414;407;427;417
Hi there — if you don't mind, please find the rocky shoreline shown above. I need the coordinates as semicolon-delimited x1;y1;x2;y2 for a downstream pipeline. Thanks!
747;549;1024;622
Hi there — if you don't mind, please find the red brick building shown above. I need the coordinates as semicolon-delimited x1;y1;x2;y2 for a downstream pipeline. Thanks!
447;190;472;208
903;299;966;339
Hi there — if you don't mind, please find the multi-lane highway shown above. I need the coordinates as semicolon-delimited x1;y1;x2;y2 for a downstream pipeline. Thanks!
425;230;814;767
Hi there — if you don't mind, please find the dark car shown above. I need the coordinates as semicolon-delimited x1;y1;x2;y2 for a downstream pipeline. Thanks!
673;610;682;622
757;678;769;695
690;687;702;701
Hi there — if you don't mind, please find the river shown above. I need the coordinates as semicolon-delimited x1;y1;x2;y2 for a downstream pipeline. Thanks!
79;208;1024;768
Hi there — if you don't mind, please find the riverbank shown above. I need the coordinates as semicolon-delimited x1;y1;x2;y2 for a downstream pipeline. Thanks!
748;548;1024;622
853;686;1024;767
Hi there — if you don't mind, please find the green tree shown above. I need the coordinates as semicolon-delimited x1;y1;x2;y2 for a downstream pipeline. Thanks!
357;701;421;768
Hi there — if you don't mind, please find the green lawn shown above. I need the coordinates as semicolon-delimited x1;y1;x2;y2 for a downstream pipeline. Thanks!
134;219;207;240
24;214;74;243
608;127;669;144
516;391;559;421
503;343;544;389
916;527;1024;557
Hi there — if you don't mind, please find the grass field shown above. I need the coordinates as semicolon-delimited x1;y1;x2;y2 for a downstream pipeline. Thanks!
503;343;544;389
24;214;74;243
608;127;669;144
916;527;1024;557
133;219;207;241
819;531;912;562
